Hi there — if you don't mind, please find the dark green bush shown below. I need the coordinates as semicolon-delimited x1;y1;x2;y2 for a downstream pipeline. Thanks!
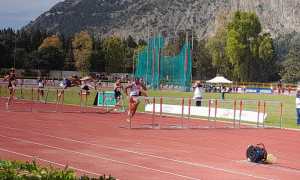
0;160;116;180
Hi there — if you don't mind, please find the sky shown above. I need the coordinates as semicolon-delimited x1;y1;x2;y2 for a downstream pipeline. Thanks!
0;0;64;29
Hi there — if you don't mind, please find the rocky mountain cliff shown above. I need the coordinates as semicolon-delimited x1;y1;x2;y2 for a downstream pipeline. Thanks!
25;0;300;40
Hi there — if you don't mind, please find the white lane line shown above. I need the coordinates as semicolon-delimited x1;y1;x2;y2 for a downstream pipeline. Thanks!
0;147;102;176
0;134;201;180
235;160;300;174
0;125;273;180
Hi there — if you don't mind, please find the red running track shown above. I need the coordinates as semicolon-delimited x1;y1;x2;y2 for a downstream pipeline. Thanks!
0;98;300;180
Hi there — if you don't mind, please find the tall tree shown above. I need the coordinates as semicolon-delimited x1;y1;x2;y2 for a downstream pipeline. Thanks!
280;51;300;83
225;11;276;81
193;40;215;80
103;36;125;73
72;31;93;76
206;28;232;77
37;35;64;72
90;37;105;72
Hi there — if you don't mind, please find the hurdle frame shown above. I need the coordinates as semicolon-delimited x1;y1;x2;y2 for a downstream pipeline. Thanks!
0;84;286;130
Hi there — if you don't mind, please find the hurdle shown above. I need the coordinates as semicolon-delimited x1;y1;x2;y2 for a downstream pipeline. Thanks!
0;85;59;112
0;85;285;129
142;96;284;130
4;86;33;112
147;96;187;129
120;96;159;129
32;87;59;113
59;89;85;113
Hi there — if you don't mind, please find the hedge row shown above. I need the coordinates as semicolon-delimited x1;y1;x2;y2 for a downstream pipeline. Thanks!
0;159;116;180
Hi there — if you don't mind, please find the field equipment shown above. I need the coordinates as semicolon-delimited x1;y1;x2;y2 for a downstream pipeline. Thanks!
135;35;192;91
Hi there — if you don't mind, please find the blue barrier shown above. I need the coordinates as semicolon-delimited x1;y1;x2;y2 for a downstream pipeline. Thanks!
245;88;273;94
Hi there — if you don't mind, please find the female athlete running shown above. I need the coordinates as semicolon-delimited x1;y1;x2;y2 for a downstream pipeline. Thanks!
125;78;146;122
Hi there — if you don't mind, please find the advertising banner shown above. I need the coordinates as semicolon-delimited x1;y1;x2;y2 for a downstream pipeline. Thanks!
145;104;267;123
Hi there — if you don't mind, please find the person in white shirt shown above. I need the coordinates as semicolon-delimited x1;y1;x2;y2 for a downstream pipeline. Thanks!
193;81;204;106
296;88;300;125
37;77;45;100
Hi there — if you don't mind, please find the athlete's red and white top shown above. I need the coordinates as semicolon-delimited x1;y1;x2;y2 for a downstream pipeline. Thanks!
129;82;141;97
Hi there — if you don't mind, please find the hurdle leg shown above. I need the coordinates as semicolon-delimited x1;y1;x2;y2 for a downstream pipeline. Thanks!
129;100;132;128
181;98;184;128
262;101;266;128
280;102;283;128
44;88;50;104
20;85;23;99
55;89;59;112
233;100;237;128
152;97;156;128
214;99;218;128
257;101;261;128
61;90;65;113
208;99;211;122
29;87;33;112
159;96;163;117
239;100;243;128
80;90;83;113
85;92;88;113
37;89;40;101
188;98;191;121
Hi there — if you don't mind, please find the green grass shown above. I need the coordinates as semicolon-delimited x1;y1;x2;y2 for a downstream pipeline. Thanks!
0;86;298;129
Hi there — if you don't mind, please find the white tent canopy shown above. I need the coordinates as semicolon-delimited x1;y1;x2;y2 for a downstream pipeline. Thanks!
206;76;233;84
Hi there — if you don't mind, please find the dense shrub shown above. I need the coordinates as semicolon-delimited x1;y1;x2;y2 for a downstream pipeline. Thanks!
0;160;115;180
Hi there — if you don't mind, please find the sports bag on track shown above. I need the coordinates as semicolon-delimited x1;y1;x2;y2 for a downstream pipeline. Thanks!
246;143;268;163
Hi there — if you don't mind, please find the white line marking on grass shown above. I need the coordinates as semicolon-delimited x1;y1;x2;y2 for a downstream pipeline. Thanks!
0;125;273;180
0;134;201;180
0;147;102;176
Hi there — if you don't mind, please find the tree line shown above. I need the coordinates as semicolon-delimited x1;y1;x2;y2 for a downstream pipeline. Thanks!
0;29;143;76
0;11;299;82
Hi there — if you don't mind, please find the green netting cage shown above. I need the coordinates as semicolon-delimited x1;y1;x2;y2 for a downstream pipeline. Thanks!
135;35;192;91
